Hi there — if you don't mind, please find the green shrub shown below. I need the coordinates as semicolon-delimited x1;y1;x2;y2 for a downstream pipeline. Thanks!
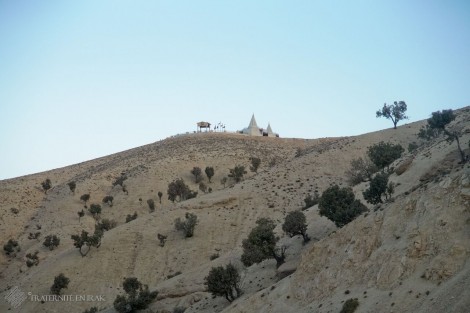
205;167;215;183
249;157;261;173
71;228;103;257
345;156;377;185
50;273;70;295
80;194;90;207
114;277;157;313
102;195;114;207
318;185;367;228
241;218;285;267
41;178;52;194
191;167;203;183
363;173;389;204
67;181;76;194
303;191;320;209
340;298;359;313
126;212;138;223
167;179;196;202
367;141;404;171
96;219;117;232
408;142;419;153
228;165;247;183
43;235;60;250
205;264;241;303
89;204;102;219
3;239;20;256
282;211;309;242
26;251;39;267
175;213;198;238
147;199;155;212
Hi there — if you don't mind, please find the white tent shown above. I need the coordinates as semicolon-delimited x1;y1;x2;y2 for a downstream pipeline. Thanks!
266;123;276;137
242;114;262;136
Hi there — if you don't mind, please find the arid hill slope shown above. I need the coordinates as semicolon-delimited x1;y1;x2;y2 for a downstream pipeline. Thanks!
1;109;469;313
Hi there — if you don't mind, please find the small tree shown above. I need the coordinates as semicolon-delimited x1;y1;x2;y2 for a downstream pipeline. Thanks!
3;239;20;256
158;191;163;204
228;165;247;183
50;273;70;295
89;204;102;219
249;157;261;173
41;178;52;194
191;167;203;183
157;233;167;247
147;199;155;212
319;185;367;228
417;124;441;141
126;212;138;223
345;156;378;185
71;228;103;257
113;174;128;188
67;181;76;194
28;232;41;240
303;191;320;209
102;195;114;207
282;211;309;243
199;182;207;193
205;264;242;303
78;209;85;221
26;251;39;267
241;218;285;267
167;179;194;202
427;109;466;163
83;307;98;313
363;172;389;204
221;177;227;188
80;194;90;208
113;277;158;313
205;167;215;183
367;141;404;172
174;213;198;238
43;235;60;250
96;219;117;232
376;101;408;129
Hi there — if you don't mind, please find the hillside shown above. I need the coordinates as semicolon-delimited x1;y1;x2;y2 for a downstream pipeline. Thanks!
1;109;469;313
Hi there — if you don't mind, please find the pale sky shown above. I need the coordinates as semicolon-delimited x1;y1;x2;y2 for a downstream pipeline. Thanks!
1;1;469;180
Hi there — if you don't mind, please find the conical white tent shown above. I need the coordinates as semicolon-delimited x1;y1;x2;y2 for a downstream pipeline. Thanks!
266;123;275;137
242;114;262;136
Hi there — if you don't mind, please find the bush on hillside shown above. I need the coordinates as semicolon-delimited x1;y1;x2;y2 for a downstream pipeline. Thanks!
41;178;52;194
367;141;404;171
249;157;261;173
43;235;60;250
363;172;390;204
205;166;215;183
318;185;367;228
228;165;247;183
113;277;157;313
282;211;309;243
50;273;70;295
175;213;198;238
241;218;285;267
3;239;20;256
345;156;378;185
205;263;242;303
191;167;203;183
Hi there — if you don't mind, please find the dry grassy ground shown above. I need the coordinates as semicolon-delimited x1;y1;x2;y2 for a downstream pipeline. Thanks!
1;109;469;313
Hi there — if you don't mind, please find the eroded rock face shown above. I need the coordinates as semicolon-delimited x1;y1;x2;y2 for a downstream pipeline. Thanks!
230;169;470;313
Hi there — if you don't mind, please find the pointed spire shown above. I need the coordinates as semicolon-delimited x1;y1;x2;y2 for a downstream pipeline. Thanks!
249;114;258;128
